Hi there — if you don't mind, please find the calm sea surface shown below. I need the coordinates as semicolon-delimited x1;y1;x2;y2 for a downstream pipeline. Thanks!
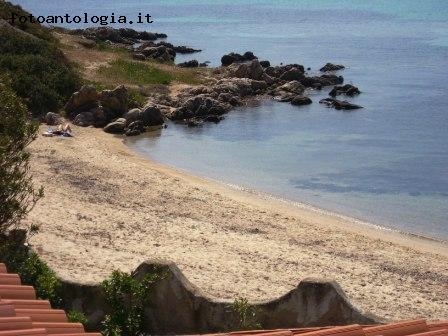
13;0;448;240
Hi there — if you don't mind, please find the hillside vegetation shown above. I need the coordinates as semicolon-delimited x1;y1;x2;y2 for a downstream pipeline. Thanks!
0;1;80;116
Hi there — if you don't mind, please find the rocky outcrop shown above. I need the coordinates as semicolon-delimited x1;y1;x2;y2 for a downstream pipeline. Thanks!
301;74;344;88
221;51;258;66
320;63;345;72
319;98;363;110
64;85;99;118
291;96;312;106
71;27;167;44
103;105;164;136
59;260;380;334
329;84;361;97
65;85;129;128
99;85;128;117
170;95;230;121
228;59;265;80
178;60;199;68
139;45;176;62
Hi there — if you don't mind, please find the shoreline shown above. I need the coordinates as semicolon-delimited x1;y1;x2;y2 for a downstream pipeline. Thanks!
27;125;448;321
124;134;448;257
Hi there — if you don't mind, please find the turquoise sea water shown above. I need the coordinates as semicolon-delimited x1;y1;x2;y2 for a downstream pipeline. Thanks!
13;0;448;240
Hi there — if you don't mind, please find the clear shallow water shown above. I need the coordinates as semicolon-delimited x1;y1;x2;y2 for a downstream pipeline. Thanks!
13;0;448;240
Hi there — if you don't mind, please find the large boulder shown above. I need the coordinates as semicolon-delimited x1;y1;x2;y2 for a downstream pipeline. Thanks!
141;104;164;126
64;85;99;118
291;96;312;106
44;112;62;125
279;67;305;81
73;112;94;127
99;85;128;119
229;60;264;81
103;118;126;134
123;108;142;125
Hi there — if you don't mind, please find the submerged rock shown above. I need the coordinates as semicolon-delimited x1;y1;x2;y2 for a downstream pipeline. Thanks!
320;63;345;72
319;98;363;110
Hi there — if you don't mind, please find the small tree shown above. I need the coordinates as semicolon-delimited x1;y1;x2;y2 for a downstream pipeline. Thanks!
0;81;43;236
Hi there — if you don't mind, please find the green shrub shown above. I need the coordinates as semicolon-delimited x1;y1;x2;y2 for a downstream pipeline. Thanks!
67;310;88;325
21;253;62;307
0;2;80;116
0;82;42;234
101;269;165;336
230;297;262;331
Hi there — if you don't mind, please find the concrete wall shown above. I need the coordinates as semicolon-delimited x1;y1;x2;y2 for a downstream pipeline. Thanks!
59;259;380;334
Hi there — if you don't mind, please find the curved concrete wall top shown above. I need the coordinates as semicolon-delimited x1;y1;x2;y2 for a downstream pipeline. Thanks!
60;259;381;334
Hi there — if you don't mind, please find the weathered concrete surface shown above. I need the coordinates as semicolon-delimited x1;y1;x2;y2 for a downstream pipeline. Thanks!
59;260;381;334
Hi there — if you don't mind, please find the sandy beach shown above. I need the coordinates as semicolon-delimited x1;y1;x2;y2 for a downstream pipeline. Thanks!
26;125;448;321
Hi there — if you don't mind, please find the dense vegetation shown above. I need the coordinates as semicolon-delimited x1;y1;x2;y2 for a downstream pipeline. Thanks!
0;1;79;116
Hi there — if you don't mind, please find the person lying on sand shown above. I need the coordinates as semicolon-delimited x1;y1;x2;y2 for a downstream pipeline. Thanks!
43;123;73;137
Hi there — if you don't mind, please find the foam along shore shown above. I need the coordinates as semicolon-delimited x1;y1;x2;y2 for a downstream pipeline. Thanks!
26;125;448;322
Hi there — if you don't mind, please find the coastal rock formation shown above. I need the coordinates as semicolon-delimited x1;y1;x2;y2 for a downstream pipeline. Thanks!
99;85;128;118
291;96;313;106
178;60;199;68
170;95;230;121
329;84;361;97
139;45;176;62
135;41;201;61
320;63;345;72
71;26;167;44
319;98;363;110
64;85;99;118
65;85;130;127
228;59;265;80
301;74;344;88
103;118;126;134
221;51;258;66
58;260;379;334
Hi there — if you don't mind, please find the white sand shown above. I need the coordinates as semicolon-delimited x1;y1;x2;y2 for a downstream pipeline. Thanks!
26;125;448;321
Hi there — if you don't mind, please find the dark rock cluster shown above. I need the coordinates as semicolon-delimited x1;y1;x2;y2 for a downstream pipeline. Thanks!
133;41;201;62
63;85;164;136
71;27;167;44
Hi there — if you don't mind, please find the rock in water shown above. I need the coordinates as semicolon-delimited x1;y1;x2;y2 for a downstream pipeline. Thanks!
320;63;345;72
319;98;363;110
291;96;312;106
140;104;164;126
329;84;361;97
